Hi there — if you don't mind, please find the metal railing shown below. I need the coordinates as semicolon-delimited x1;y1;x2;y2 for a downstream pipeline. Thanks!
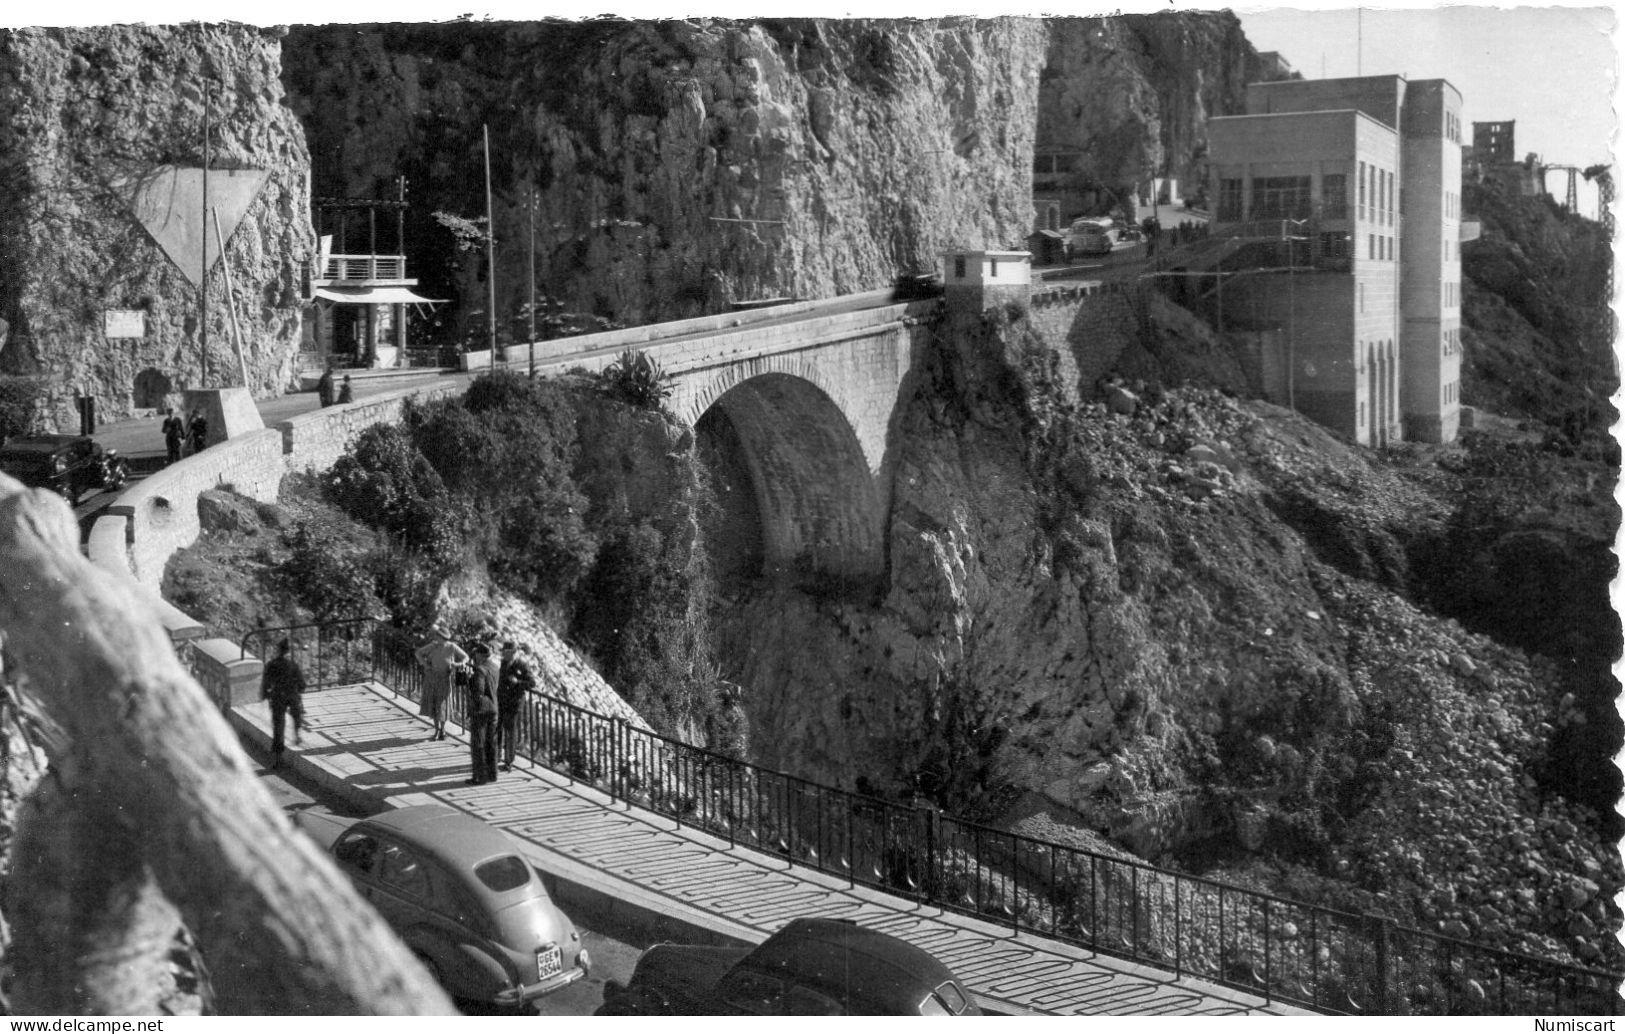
246;619;1623;1015
320;254;407;282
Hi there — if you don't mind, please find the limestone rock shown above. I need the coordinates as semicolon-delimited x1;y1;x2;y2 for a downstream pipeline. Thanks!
0;24;313;427
282;19;1046;332
197;490;262;536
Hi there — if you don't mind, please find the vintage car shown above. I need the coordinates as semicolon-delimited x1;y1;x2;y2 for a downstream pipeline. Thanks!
296;804;590;1010
891;271;945;301
0;434;128;504
598;916;980;1016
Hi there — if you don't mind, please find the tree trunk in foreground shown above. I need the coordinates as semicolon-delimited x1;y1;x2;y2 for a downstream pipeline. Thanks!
0;478;456;1014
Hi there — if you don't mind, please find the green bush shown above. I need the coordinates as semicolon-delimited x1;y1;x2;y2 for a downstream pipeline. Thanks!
409;373;598;602
597;349;673;410
277;517;381;623
323;423;463;562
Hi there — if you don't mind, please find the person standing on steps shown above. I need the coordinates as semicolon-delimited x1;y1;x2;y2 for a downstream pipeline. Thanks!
261;638;307;769
161;407;184;465
317;365;336;408
413;624;468;742
465;643;499;785
496;639;536;772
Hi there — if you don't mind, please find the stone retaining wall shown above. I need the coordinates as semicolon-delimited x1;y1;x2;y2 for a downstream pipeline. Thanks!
1027;282;1147;399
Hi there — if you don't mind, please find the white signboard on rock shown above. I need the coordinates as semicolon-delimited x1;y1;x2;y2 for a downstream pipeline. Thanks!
104;309;146;339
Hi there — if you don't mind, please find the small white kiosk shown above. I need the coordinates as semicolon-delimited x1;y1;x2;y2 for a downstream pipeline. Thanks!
942;250;1032;311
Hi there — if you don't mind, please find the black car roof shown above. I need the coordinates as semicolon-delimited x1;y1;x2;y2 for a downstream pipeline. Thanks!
0;435;85;456
743;918;962;1011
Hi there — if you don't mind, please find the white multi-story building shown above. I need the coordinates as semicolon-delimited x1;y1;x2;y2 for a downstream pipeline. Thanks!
1206;75;1466;444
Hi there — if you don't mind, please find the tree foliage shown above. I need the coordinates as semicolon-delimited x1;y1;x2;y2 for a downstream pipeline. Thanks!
323;423;463;562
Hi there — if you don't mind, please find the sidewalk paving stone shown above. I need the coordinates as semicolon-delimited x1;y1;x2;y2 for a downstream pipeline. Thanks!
231;681;1309;1016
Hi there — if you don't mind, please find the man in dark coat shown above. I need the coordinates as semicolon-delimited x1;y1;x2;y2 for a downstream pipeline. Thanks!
465;643;499;785
261;638;306;768
161;407;184;465
496;640;536;772
317;366;336;407
186;410;208;454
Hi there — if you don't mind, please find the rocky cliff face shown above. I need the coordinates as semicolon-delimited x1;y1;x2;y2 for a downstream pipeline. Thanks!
1037;13;1284;204
713;300;1620;969
0;25;312;427
280;19;1045;339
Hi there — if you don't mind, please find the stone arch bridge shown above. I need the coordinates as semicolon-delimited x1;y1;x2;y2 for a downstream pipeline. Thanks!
506;291;939;582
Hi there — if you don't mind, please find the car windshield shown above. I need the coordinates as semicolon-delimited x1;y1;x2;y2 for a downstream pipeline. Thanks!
472;855;531;893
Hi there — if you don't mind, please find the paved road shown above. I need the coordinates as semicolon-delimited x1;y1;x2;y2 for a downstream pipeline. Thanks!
241;732;645;1016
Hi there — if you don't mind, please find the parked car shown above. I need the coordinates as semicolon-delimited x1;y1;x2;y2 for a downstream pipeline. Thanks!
295;804;590;1010
892;271;944;301
0;434;128;504
598;916;980;1016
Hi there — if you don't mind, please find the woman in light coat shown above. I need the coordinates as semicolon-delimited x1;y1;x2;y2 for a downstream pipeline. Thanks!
413;624;468;741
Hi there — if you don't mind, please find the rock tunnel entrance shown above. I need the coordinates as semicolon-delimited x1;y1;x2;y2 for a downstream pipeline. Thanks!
694;372;884;589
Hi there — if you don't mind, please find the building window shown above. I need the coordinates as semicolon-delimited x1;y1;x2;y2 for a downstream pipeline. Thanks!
954;256;966;278
1358;161;1367;219
990;258;999;277
1369;234;1375;260
1385;171;1395;224
1322;174;1347;219
1252;176;1312;220
1360;401;1365;428
1218;178;1243;222
1317;231;1351;270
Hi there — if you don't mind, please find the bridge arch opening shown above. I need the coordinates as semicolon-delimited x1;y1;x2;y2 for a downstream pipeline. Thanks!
694;372;883;589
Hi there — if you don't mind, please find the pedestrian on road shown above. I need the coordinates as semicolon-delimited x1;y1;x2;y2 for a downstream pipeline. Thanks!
317;366;336;408
261;637;307;769
413;624;468;741
466;642;499;785
186;410;208;455
496;639;536;771
337;375;353;405
161;407;184;465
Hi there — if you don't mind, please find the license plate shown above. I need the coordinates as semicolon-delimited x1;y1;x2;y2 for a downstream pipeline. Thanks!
536;945;562;979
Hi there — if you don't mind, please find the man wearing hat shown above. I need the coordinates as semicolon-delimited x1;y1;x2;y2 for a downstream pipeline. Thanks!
496;640;537;771
465;642;499;785
413;623;468;741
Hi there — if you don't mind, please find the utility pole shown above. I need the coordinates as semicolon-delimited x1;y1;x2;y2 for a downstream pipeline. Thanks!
483;124;497;370
528;186;536;378
200;75;210;388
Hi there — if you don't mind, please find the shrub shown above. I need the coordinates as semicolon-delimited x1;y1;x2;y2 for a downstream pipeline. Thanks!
597;349;672;410
323;424;463;562
409;376;598;602
277;517;381;623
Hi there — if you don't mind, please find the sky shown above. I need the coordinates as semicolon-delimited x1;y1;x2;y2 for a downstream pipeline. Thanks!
1236;5;1616;214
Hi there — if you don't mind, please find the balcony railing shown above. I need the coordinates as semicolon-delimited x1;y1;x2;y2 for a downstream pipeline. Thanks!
319;254;408;283
242;619;1625;1016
